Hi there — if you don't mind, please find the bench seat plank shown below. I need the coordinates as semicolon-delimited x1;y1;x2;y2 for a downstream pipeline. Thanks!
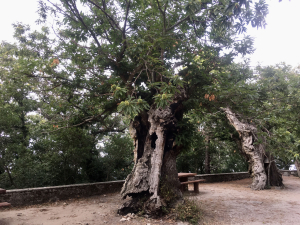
0;202;11;208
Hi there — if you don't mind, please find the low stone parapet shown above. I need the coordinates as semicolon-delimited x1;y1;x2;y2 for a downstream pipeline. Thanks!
194;172;250;183
0;180;124;207
280;170;298;177
0;172;253;207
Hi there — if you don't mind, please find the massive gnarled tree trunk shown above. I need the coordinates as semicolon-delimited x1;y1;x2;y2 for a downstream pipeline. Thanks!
222;107;283;190
295;160;300;178
118;93;186;215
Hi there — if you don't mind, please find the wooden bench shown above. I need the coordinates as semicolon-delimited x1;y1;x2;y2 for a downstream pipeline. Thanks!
0;188;11;208
180;179;206;193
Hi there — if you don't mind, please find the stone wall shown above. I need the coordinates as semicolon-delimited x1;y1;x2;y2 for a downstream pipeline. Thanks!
0;180;124;206
0;172;252;207
194;172;250;183
280;170;298;177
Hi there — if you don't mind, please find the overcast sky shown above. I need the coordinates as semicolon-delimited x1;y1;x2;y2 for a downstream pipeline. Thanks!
0;0;299;67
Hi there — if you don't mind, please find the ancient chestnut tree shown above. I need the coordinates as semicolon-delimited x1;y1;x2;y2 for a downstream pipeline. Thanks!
15;0;269;214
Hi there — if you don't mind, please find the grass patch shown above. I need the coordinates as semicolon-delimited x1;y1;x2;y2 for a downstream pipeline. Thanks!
173;198;202;225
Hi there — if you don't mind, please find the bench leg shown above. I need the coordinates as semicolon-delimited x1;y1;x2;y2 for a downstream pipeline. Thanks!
193;182;199;193
180;184;188;192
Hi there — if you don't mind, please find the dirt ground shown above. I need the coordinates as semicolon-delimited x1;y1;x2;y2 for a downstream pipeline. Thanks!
0;175;299;225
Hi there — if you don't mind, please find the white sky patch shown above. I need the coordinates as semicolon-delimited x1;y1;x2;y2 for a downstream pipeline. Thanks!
246;0;300;68
0;0;299;67
0;0;41;43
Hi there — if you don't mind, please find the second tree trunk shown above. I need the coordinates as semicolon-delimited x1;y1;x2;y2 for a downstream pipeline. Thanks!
222;107;283;190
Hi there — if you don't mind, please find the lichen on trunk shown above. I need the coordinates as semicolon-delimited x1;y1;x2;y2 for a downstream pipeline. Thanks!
222;107;283;190
119;100;184;215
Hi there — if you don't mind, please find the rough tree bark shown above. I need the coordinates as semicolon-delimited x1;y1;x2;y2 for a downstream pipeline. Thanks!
222;107;283;190
118;92;186;215
205;137;211;174
232;136;251;173
295;160;300;178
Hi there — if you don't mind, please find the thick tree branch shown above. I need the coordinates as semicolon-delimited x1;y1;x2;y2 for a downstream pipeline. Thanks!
123;0;130;38
166;8;202;32
46;0;79;23
66;0;103;50
126;64;144;87
86;0;122;32
156;0;166;34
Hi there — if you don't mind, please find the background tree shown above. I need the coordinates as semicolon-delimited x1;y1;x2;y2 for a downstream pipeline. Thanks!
100;133;134;181
254;64;300;178
0;40;132;188
0;42;39;188
212;62;300;188
177;112;248;174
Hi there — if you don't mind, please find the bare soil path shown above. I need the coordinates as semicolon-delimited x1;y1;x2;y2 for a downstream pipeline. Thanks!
1;176;299;225
197;175;300;225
